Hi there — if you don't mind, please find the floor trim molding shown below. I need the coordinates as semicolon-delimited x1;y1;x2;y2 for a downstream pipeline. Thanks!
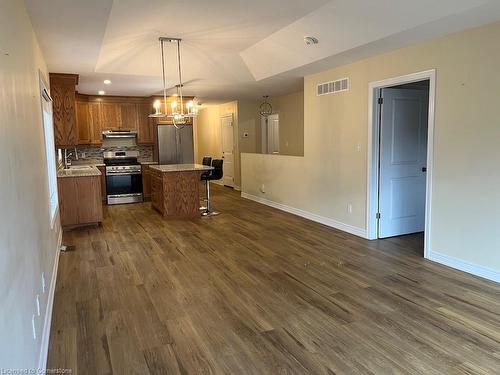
38;229;62;371
429;250;500;283
241;192;367;238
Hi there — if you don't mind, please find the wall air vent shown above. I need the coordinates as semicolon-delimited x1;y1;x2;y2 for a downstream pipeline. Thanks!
317;77;349;96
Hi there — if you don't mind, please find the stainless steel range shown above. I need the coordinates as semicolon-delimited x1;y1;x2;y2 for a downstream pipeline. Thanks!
104;151;143;205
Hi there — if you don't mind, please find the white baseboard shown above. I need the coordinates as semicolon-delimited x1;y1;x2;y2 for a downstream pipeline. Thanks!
429;251;500;284
38;229;62;371
241;192;367;238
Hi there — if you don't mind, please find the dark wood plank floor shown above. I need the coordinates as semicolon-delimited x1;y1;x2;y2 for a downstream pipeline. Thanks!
47;185;500;374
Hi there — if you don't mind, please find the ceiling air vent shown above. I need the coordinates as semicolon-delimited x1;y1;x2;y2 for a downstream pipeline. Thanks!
317;77;349;96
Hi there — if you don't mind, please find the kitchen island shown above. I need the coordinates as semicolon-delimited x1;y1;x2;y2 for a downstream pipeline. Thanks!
150;164;213;218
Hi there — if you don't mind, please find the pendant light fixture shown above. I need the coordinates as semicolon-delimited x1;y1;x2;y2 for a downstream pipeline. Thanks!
149;37;198;127
259;95;273;118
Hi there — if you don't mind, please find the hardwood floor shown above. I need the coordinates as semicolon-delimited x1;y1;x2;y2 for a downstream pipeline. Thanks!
47;185;500;374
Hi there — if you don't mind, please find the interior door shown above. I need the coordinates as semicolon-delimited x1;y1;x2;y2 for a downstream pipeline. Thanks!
267;113;280;154
221;114;235;187
378;88;429;238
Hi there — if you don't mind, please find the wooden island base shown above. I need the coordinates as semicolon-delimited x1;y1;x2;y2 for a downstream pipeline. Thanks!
150;164;213;218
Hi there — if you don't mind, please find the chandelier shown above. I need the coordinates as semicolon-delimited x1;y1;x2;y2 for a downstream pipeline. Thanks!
259;95;273;118
149;37;198;127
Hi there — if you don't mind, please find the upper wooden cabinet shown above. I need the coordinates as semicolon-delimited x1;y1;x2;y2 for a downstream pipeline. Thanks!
137;102;154;144
100;102;122;130
50;73;79;147
75;101;91;144
88;102;102;144
120;103;138;131
72;94;194;146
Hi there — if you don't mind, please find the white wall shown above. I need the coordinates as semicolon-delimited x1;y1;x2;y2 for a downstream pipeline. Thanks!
242;21;500;279
0;0;61;370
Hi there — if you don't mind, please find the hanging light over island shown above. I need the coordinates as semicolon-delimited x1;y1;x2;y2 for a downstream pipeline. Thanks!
148;37;198;127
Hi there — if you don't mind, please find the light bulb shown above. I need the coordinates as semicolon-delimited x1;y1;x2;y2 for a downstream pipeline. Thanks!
186;100;193;109
153;99;161;110
171;101;177;109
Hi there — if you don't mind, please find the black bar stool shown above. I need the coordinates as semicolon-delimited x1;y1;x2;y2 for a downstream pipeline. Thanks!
199;156;212;210
201;159;223;217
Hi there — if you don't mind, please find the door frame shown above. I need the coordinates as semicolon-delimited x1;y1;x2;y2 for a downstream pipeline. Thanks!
220;113;235;187
366;69;436;259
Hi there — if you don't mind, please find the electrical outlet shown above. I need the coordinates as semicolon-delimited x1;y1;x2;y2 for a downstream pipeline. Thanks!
356;143;361;152
32;314;36;340
41;272;46;294
347;203;353;214
35;295;41;316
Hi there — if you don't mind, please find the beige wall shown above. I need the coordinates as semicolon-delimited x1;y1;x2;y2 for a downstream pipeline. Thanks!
195;100;256;188
242;21;500;274
268;91;304;156
196;95;304;188
194;105;221;162
0;0;62;369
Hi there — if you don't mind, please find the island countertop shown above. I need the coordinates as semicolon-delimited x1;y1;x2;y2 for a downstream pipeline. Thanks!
150;164;213;173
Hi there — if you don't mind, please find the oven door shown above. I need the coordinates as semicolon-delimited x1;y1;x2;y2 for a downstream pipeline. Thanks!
106;171;143;204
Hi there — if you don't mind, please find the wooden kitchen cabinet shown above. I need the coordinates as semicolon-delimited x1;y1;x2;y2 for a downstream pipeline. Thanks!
101;102;122;130
88;102;102;144
142;164;151;200
58;175;103;227
75;101;91;144
50;73;79;147
97;165;107;202
150;169;163;213
137;102;154;144
120;103;138;130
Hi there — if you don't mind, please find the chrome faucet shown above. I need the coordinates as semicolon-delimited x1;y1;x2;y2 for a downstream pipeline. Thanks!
63;147;79;169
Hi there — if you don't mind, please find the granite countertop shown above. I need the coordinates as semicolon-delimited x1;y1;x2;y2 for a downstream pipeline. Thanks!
150;164;213;173
57;165;102;178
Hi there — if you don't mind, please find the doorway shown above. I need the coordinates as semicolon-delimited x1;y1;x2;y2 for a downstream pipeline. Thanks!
220;114;235;187
367;70;436;258
261;113;280;154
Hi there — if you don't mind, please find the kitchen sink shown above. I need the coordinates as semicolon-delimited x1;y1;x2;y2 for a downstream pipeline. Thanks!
59;165;97;176
66;165;93;171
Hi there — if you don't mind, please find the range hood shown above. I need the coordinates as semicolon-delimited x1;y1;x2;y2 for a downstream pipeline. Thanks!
102;130;138;139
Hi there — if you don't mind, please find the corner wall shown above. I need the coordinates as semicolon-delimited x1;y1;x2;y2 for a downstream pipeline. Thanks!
0;0;61;369
241;21;500;279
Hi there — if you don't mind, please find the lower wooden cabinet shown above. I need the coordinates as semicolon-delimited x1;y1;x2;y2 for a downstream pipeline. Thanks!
58;175;103;227
150;170;163;213
97;166;107;202
142;165;151;200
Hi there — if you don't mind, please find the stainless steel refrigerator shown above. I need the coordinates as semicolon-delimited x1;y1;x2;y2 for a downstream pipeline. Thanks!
157;124;194;164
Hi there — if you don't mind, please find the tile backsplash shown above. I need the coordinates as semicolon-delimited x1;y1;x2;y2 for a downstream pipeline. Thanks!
71;145;154;163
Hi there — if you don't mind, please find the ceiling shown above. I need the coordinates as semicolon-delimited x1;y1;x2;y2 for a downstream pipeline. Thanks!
26;0;500;101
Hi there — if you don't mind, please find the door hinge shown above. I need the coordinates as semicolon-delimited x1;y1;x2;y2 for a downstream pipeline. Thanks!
378;97;383;105
376;212;381;219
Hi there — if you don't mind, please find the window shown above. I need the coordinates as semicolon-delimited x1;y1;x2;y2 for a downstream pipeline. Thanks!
39;74;58;227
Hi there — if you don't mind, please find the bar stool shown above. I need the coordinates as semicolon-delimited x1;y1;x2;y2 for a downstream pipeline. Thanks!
199;156;212;210
201;159;223;217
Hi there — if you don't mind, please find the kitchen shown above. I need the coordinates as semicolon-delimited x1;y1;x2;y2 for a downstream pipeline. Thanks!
53;62;216;228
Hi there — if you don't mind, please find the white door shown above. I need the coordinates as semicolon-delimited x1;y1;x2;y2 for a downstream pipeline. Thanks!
378;88;429;238
221;114;235;187
267;113;279;154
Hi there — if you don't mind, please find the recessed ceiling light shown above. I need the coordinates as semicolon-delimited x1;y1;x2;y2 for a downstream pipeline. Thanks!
98;90;105;95
103;79;111;84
